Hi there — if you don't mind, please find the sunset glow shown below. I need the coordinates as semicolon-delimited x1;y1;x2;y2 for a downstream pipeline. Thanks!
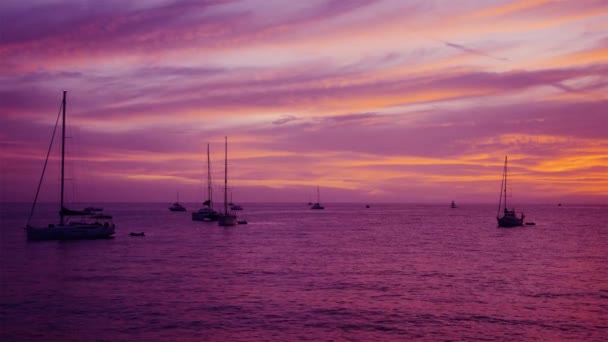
1;0;607;204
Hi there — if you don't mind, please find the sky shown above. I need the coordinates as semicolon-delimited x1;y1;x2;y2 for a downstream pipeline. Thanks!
1;0;607;204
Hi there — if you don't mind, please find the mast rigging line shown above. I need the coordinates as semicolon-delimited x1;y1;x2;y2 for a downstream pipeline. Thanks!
27;99;63;226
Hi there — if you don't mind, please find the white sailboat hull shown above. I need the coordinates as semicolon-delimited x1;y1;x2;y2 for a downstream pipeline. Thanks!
26;223;115;240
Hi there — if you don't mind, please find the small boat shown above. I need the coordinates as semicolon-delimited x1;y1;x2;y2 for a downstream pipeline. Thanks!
525;222;536;226
237;220;248;225
310;186;325;210
169;192;186;211
193;144;219;221
218;137;237;226
365;204;370;208
450;200;456;208
496;156;525;228
169;202;186;212
26;91;115;240
558;203;562;207
129;232;145;236
229;191;243;211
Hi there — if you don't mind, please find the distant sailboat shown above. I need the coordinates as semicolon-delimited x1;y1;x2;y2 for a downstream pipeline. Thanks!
169;191;186;211
26;91;115;240
496;156;525;228
305;192;313;206
310;186;325;210
451;200;457;208
229;191;243;211
218;137;237;226
193;144;219;221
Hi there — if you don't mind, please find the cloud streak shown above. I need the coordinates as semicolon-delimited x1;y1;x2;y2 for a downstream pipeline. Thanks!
1;0;607;203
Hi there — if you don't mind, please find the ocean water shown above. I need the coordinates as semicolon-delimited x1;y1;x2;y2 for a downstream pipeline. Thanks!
1;202;606;341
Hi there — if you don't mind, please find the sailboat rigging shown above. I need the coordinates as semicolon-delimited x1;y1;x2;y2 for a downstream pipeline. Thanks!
496;156;525;228
310;186;324;210
229;190;243;211
169;191;186;211
26;91;115;240
193;143;219;221
218;137;237;226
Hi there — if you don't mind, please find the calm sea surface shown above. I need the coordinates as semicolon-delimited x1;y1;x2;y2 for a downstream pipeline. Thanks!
1;203;607;341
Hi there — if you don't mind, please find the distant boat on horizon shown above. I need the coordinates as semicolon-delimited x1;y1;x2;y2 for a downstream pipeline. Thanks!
192;144;219;221
450;200;457;208
310;186;325;210
229;190;243;211
496;156;525;228
218;137;237;226
26;91;115;240
169;192;186;212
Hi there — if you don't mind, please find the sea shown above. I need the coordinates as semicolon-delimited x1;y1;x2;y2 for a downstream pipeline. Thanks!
1;202;606;341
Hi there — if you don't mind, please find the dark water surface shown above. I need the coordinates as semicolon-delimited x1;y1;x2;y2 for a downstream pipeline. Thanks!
1;203;607;341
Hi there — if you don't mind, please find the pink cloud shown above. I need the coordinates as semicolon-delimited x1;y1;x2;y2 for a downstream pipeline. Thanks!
1;0;607;204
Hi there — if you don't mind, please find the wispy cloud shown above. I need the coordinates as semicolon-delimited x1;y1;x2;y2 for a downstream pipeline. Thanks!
272;115;299;125
1;0;607;203
442;40;509;61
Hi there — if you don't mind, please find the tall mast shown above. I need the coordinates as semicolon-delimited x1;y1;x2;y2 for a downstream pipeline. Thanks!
207;143;212;209
224;136;228;215
504;156;508;211
317;186;320;203
60;90;66;225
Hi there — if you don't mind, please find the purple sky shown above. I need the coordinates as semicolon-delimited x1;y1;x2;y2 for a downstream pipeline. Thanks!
1;0;607;204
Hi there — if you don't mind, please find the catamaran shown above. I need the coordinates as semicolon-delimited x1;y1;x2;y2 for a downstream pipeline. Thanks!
26;91;115;240
496;156;525;228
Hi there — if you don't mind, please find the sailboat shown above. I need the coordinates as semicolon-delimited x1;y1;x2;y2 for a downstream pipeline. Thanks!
218;137;237;226
450;200;457;208
169;192;186;211
229;190;243;211
310;186;324;210
193;144;219;221
26;91;115;240
496;156;525;228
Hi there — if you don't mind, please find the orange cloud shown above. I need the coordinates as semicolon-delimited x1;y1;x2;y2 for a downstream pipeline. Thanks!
469;0;553;19
545;47;608;69
532;154;608;172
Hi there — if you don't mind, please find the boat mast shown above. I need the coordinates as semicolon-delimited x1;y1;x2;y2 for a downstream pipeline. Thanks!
224;136;228;215
317;186;320;203
504;156;508;211
207;143;212;209
60;90;66;226
497;156;506;218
